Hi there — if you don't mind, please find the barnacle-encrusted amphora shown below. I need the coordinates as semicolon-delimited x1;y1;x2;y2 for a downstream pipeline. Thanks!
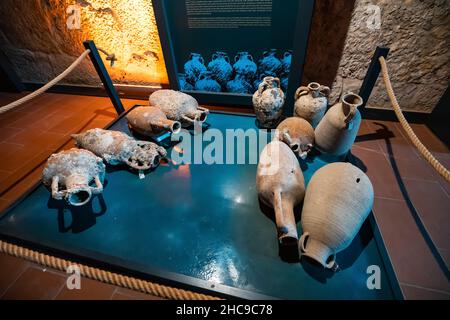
42;148;105;206
149;89;209;127
256;141;305;245
126;106;181;138
274;117;314;159
72;128;166;171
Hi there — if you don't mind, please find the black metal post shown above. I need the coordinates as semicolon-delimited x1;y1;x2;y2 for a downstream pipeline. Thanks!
83;40;125;115
358;46;390;109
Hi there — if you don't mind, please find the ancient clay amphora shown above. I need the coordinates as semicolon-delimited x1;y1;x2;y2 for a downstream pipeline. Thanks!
275;117;314;159
252;76;285;129
314;92;363;156
256;141;305;245
72;128;167;171
294;82;330;128
299;162;374;270
149;90;209;127
127;106;181;138
42;148;105;206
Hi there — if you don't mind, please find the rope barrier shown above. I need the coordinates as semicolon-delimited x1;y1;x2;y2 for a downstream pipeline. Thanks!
0;49;91;115
0;240;221;300
379;56;450;182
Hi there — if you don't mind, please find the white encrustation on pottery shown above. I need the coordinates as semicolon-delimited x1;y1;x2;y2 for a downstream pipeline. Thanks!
252;76;285;129
314;92;363;156
274;117;314;159
72;128;166;172
149;89;209;127
126;106;181;137
256;141;305;245
42;148;105;206
294;82;330;128
299;162;374;270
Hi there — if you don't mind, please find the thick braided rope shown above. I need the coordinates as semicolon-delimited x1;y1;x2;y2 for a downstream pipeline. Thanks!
0;240;221;300
379;56;450;182
0;49;91;115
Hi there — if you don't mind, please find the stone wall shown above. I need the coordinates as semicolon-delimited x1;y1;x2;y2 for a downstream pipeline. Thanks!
329;0;450;113
0;0;448;113
0;0;168;86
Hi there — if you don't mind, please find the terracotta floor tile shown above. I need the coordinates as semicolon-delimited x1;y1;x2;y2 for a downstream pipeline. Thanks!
0;253;30;297
0;110;29;128
353;120;384;153
0;162;46;203
0;142;24;160
0;143;50;173
440;249;450;269
351;147;403;200
0;127;24;143
372;197;450;292
367;120;417;160
47;115;95;135
0;198;10;213
401;283;450;300
6;129;68;150
402;179;450;251
431;152;450;197
55;277;116;300
112;287;163;300
1;267;65;300
408;123;449;154
383;153;440;182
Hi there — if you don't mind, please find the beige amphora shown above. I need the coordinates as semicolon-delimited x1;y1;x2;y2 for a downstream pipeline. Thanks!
293;82;330;128
299;162;374;270
149;89;209;127
126;106;181;138
314;92;363;156
256;141;305;245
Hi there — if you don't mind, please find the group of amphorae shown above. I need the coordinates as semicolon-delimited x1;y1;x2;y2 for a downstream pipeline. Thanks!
42;90;209;206
254;77;374;270
41;77;374;271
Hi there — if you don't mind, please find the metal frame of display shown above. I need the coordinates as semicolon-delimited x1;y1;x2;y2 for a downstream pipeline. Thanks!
152;0;315;113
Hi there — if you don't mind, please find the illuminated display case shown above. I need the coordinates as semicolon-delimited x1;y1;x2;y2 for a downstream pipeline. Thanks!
153;0;315;109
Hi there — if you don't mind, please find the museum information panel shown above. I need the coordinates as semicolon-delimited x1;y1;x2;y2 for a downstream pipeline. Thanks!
165;0;300;95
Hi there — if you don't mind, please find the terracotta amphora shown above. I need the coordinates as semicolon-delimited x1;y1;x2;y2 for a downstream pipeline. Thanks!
294;82;330;128
149;90;209;127
42;148;105;206
72;128;167;171
126;106;181;137
256;141;305;245
299;162;374;270
274;117;314;159
314;92;363;156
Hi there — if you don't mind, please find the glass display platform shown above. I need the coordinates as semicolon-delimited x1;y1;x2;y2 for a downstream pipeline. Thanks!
0;107;402;299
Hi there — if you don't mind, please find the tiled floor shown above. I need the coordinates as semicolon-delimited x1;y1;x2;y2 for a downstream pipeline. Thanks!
0;92;448;300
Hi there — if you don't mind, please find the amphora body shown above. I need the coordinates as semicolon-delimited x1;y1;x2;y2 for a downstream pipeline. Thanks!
42;148;105;206
315;92;363;156
275;117;314;159
256;141;305;245
299;162;374;270
149;90;209;127
252;76;285;128
294;82;330;128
